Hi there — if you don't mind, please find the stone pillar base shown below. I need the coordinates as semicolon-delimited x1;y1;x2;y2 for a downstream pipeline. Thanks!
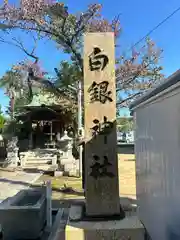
8;157;19;167
65;203;145;240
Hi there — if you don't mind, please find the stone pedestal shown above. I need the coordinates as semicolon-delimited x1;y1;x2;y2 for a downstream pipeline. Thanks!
19;152;27;166
65;204;145;240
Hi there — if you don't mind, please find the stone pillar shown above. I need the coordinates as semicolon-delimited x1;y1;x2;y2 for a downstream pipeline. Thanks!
65;33;144;240
83;33;121;217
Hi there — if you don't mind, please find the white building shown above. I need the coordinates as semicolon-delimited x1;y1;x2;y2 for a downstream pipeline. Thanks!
130;70;180;240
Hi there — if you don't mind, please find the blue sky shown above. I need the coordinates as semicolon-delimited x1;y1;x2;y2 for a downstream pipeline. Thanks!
0;0;180;115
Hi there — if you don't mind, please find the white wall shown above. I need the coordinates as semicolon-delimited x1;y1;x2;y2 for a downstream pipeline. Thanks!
135;85;180;240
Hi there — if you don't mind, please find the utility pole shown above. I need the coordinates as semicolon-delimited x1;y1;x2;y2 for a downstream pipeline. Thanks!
77;80;83;177
68;81;83;177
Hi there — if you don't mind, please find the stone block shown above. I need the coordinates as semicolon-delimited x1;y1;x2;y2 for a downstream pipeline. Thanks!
60;157;76;165
64;162;76;173
0;188;46;240
7;152;17;158
68;170;79;177
20;157;26;166
54;171;63;177
52;156;57;165
8;157;19;167
65;205;145;240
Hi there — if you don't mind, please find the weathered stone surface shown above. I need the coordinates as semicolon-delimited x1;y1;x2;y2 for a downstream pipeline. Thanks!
6;136;19;167
66;205;144;240
54;170;63;177
64;162;76;172
58;130;78;176
83;33;120;217
69;205;83;221
68;170;79;177
19;152;27;166
0;188;46;240
58;131;73;159
52;156;57;165
8;157;19;167
60;158;75;165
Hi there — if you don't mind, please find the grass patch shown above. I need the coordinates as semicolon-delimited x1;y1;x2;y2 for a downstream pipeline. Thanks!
34;152;136;206
51;176;82;191
35;175;83;202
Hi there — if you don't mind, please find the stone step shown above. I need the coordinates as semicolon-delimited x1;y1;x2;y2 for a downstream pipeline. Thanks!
22;165;55;172
27;157;56;160
27;150;57;154
27;154;56;158
21;152;57;158
25;159;52;164
24;164;52;169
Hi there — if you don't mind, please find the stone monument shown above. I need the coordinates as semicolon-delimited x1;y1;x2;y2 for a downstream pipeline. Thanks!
84;35;121;217
65;33;144;240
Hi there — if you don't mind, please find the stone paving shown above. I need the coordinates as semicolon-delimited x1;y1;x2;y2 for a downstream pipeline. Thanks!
0;170;42;201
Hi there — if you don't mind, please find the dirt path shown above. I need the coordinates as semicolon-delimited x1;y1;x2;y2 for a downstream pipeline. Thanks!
0;170;41;201
119;153;136;199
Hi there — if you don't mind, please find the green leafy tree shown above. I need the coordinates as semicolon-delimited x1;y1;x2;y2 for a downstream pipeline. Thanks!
0;104;7;133
0;69;30;117
54;61;81;95
0;70;22;91
117;117;133;132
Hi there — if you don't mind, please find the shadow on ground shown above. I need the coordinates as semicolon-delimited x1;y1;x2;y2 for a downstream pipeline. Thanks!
0;176;136;210
0;178;30;187
0;177;84;197
51;196;137;209
117;144;134;155
23;168;55;175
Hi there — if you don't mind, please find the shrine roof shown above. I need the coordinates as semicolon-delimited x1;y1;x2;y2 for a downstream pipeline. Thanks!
24;92;71;108
16;74;77;118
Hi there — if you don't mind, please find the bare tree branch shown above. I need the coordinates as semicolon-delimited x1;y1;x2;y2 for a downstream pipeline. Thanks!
116;92;141;106
0;34;39;62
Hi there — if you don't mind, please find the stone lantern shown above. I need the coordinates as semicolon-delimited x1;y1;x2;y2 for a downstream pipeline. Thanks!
6;136;19;167
58;130;73;162
58;130;78;176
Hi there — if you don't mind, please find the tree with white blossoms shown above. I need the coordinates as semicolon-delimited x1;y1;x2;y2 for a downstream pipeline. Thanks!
0;0;164;111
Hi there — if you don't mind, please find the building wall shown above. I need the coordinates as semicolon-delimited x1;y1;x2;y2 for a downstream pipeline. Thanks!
135;85;180;240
